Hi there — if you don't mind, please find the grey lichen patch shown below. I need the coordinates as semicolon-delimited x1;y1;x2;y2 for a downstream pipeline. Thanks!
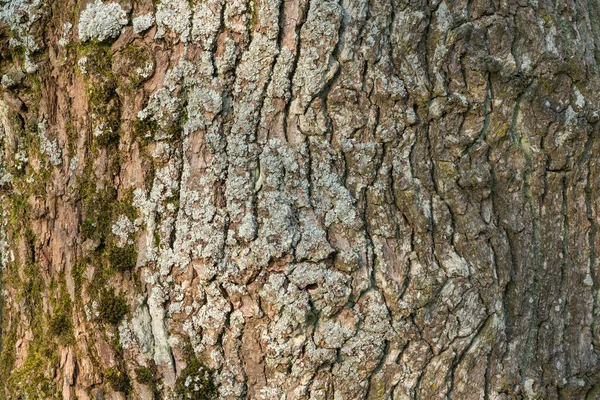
191;0;223;49
77;0;128;42
37;119;62;166
314;308;358;349
155;0;191;42
131;301;155;359
111;214;137;247
188;282;231;347
185;83;223;132
146;285;175;369
134;54;220;159
0;0;45;71
0;218;9;270
132;144;184;272
1;68;25;89
137;87;182;136
136;58;196;139
259;273;312;354
311;142;361;229
58;22;73;47
133;13;155;34
288;263;351;317
290;0;342;113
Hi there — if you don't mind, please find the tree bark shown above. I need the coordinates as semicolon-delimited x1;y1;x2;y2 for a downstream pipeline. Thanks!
1;0;600;398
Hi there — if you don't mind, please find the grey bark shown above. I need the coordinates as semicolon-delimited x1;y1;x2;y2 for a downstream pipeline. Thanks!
0;0;599;399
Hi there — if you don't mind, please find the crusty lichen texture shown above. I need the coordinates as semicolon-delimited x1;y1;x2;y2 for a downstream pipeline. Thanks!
1;0;600;399
78;0;128;42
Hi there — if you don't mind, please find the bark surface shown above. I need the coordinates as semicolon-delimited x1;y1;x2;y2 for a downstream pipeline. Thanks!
0;0;600;398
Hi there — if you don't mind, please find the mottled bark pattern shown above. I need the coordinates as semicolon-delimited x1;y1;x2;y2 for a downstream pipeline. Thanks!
0;0;600;398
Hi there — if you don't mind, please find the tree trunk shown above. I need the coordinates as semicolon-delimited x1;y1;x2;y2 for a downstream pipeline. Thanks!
1;0;600;398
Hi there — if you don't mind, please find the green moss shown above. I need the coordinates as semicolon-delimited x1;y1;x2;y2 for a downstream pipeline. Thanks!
3;282;60;400
490;123;510;142
87;74;117;106
0;321;17;386
118;45;153;88
135;100;187;144
48;280;74;343
105;191;139;272
175;349;217;400
92;113;121;147
7;193;29;235
72;258;86;293
136;363;159;396
0;262;55;397
65;119;78;156
80;177;138;250
4;343;59;398
25;73;43;105
134;117;158;144
248;0;259;32
167;108;187;141
135;365;156;385
106;368;131;394
81;188;116;247
48;312;71;337
108;244;137;272
153;228;161;248
587;382;600;399
25;116;38;135
98;287;128;325
113;189;138;220
80;169;117;247
77;41;121;146
21;263;44;309
77;41;112;76
7;44;25;66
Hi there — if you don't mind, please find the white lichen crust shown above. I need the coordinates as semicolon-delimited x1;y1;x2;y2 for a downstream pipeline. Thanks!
133;13;154;34
78;0;128;42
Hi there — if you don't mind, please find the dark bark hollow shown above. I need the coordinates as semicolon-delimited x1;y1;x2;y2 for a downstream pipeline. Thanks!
0;0;599;398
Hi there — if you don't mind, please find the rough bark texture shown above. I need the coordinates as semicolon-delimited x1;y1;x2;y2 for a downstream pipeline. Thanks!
1;0;600;398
